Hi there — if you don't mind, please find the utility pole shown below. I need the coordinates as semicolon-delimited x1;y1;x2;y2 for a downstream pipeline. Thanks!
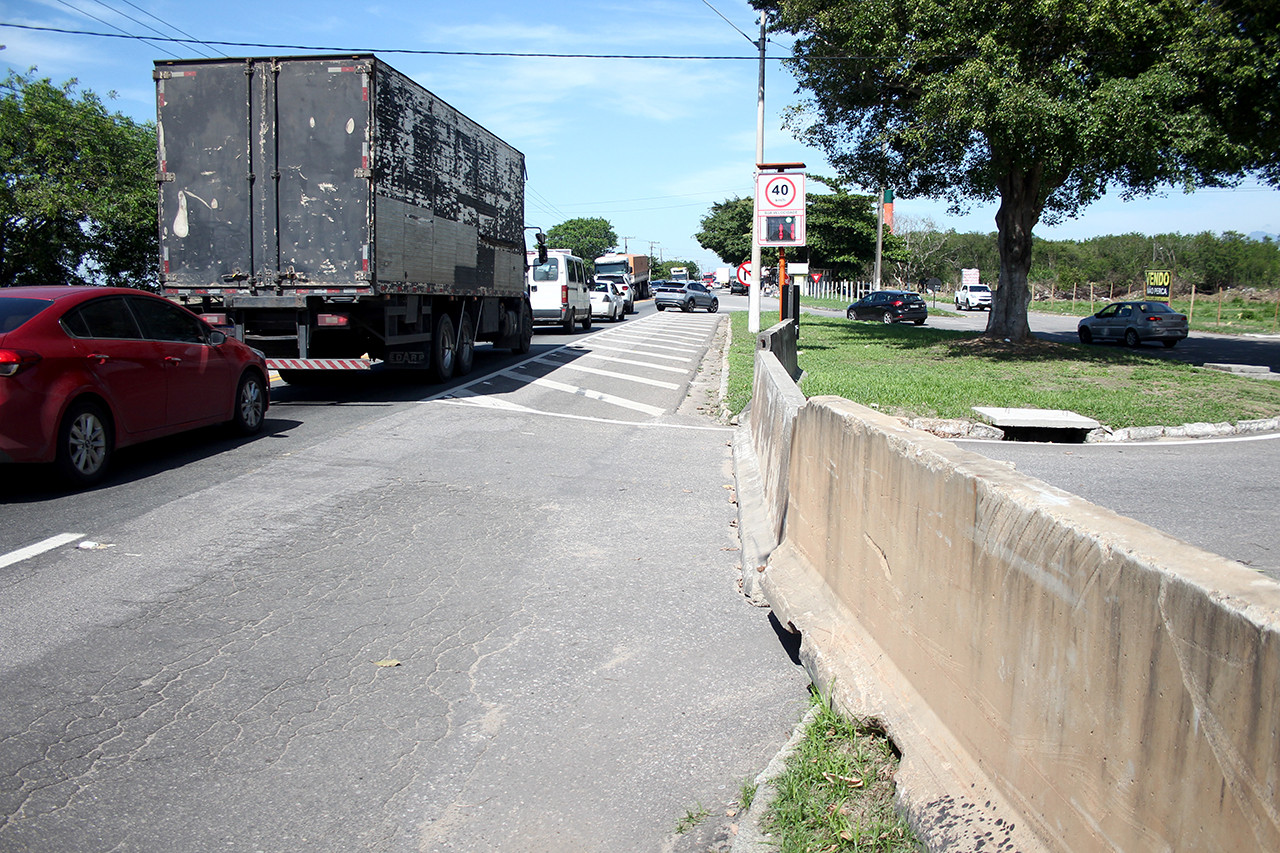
620;236;634;253
749;14;766;334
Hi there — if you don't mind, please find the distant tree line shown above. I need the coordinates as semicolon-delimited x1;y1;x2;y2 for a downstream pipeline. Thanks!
893;226;1280;296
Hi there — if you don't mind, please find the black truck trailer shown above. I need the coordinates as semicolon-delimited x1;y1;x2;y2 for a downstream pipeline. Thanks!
155;54;533;381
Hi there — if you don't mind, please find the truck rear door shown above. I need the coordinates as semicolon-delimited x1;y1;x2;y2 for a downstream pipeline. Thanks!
157;61;253;288
156;58;371;293
272;59;371;289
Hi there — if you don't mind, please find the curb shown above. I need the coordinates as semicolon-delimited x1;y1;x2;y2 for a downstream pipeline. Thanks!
904;415;1280;443
729;706;817;853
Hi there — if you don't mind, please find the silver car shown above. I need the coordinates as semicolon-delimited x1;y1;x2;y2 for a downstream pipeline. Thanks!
654;281;719;313
1077;301;1189;348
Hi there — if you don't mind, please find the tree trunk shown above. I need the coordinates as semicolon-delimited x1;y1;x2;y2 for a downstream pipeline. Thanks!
986;167;1042;341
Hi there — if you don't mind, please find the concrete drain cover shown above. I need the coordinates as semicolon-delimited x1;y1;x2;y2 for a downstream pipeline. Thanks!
972;407;1100;442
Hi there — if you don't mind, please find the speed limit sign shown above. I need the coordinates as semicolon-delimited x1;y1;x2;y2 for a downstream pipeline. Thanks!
756;173;805;213
755;171;806;247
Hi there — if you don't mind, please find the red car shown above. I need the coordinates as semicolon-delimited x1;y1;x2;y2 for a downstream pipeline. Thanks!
0;286;269;486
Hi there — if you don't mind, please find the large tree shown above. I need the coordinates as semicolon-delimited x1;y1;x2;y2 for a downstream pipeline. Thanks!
756;0;1277;340
544;217;618;269
695;197;753;265
0;70;157;288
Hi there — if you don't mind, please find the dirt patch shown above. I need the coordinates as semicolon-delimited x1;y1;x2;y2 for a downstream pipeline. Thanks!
946;335;1075;360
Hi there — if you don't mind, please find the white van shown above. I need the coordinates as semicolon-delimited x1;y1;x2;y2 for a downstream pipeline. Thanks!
527;251;592;332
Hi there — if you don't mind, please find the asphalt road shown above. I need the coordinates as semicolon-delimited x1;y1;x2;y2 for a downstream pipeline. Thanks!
0;304;809;853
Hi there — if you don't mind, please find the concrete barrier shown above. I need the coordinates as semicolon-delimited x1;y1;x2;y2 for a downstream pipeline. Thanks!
743;364;1280;851
736;327;807;602
757;319;801;382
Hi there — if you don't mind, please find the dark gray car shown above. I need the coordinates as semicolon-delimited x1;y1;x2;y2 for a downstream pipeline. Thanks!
846;290;928;325
654;281;719;313
1077;301;1189;348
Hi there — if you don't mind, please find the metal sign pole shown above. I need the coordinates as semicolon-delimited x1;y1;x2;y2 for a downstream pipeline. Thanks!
748;16;766;335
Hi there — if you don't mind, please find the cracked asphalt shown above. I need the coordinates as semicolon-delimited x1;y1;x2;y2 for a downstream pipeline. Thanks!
0;316;810;852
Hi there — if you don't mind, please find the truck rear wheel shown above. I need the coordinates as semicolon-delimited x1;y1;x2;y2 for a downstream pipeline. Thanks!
431;313;456;381
512;302;533;354
456;312;475;376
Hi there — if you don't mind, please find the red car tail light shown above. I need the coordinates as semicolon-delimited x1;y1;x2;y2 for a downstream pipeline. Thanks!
0;348;42;377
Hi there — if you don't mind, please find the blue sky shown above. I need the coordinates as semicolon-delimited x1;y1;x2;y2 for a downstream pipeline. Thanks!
4;0;1278;275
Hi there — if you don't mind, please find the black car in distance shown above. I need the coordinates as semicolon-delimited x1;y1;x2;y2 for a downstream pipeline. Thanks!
847;290;928;325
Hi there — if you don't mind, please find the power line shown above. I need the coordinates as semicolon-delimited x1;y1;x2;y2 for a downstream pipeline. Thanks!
101;0;223;58
48;1;181;59
0;21;792;60
698;0;757;47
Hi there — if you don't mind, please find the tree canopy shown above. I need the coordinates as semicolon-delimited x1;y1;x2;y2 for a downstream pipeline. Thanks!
0;70;157;288
543;217;618;268
756;0;1279;340
695;197;754;266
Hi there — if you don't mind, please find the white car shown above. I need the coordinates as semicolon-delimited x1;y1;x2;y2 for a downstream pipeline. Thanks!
955;283;992;311
589;280;626;322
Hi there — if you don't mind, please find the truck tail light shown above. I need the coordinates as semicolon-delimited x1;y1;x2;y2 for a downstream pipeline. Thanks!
0;348;42;377
201;313;229;327
317;314;350;327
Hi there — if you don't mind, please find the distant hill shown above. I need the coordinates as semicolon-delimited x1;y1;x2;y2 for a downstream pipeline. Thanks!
1249;231;1278;241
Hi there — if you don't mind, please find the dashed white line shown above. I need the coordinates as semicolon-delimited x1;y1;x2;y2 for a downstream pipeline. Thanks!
0;533;86;571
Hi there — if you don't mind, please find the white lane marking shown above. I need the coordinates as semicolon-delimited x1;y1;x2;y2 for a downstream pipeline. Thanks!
512;373;667;416
441;392;539;413
546;351;688;374
605;330;709;345
596;339;701;354
517;361;680;389
567;342;690;362
434;398;732;432
0;533;86;570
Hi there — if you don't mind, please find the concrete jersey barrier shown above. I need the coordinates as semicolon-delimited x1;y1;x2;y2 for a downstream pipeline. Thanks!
742;348;1280;852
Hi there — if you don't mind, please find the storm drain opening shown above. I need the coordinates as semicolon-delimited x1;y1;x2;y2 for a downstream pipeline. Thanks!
972;407;1100;444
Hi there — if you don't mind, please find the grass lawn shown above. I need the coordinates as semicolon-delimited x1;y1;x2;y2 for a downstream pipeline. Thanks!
727;311;1280;429
764;693;921;853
